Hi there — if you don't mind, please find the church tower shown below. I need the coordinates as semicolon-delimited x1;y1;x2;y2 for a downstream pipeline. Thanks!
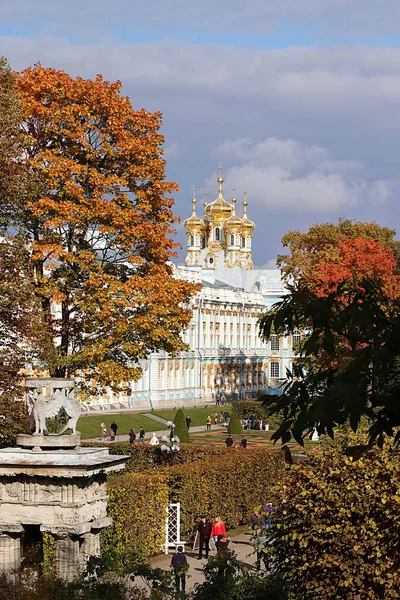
184;165;255;271
183;187;205;267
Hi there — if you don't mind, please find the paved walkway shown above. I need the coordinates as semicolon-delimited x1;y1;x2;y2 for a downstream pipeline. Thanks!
145;531;259;593
86;424;225;443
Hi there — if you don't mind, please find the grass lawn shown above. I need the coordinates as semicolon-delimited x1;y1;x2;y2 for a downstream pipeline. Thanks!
77;413;165;439
77;404;232;439
152;405;231;428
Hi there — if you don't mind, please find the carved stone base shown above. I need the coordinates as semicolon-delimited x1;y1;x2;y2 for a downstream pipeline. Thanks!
16;433;81;451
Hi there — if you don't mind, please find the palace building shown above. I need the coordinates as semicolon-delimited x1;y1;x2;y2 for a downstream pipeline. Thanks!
90;168;299;410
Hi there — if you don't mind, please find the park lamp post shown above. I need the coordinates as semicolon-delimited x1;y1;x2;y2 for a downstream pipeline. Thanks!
160;421;180;465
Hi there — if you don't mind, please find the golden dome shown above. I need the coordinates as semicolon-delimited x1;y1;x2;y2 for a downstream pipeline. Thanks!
240;192;255;233
183;188;205;232
204;165;233;221
224;196;243;230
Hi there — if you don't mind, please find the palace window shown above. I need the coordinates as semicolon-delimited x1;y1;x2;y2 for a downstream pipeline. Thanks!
215;228;221;241
241;236;246;248
230;234;234;246
201;237;206;249
292;330;301;352
190;235;194;246
270;362;280;379
271;334;279;351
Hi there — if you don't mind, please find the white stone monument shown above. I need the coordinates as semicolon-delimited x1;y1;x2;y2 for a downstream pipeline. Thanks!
0;378;129;581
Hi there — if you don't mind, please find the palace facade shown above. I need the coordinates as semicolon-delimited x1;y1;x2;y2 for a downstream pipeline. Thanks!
90;169;299;410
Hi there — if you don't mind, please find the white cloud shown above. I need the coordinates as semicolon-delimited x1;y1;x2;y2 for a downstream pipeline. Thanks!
2;0;400;36
209;137;396;212
164;142;180;160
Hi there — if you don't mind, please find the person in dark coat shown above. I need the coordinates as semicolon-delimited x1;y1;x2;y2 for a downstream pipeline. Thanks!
138;427;145;445
216;534;230;553
186;415;191;429
225;435;234;448
248;509;265;532
111;421;118;438
240;436;247;449
129;428;136;445
197;516;212;559
171;546;188;594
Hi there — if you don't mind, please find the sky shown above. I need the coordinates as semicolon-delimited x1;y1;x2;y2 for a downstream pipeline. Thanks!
1;0;400;266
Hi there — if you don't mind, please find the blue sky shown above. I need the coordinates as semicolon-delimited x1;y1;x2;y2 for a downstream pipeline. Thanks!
1;0;400;266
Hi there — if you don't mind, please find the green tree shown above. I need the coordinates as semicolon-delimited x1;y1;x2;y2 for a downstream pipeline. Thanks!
269;440;400;599
174;408;190;443
228;411;242;435
260;225;400;448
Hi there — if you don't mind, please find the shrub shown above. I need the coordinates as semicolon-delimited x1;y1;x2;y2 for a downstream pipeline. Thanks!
103;472;168;561
231;399;268;420
231;399;284;430
167;448;284;536
174;407;190;443
228;410;242;435
270;441;400;599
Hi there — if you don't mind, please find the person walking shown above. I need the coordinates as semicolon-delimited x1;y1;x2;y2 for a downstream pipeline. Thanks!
219;412;224;425
109;427;116;441
138;427;145;445
111;420;118;440
215;392;221;406
100;422;107;441
186;415;191;429
206;415;212;431
211;516;227;542
248;509;265;533
171;546;188;594
129;428;136;445
225;435;234;448
197;516;212;560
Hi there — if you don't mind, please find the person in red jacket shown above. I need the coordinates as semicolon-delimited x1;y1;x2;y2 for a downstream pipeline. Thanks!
211;516;227;542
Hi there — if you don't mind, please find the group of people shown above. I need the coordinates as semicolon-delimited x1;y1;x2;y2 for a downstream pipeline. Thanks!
205;411;230;431
100;420;119;441
241;414;269;431
170;515;230;594
225;434;248;449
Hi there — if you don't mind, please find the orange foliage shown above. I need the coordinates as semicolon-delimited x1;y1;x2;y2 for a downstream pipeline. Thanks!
14;64;198;387
313;237;400;300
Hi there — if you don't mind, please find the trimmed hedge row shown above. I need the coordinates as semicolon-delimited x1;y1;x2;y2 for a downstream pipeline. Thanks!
168;447;284;536
104;448;284;558
102;471;168;561
83;441;230;472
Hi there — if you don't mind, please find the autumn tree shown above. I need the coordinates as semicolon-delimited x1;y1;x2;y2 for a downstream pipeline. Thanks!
260;222;400;447
2;63;197;391
0;236;55;445
277;218;397;285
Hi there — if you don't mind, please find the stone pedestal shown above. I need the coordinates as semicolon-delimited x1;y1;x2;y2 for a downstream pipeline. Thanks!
0;438;128;581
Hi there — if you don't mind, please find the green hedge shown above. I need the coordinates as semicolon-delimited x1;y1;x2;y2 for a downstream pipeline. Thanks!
103;471;168;561
168;448;284;537
103;448;284;558
82;441;229;472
